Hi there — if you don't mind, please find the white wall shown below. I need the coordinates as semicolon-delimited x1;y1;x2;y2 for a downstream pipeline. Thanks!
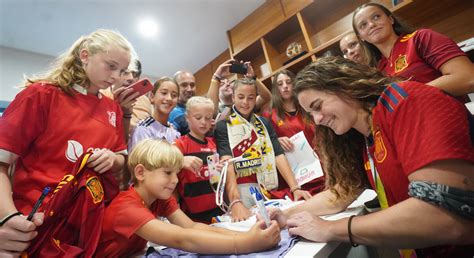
0;46;55;101
0;46;159;102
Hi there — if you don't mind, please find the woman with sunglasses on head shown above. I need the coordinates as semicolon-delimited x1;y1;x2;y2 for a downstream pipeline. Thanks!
266;56;474;258
353;3;474;97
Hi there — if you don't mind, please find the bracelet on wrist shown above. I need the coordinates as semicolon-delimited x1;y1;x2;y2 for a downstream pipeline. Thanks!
348;215;359;247
213;74;223;82
228;199;242;211
123;113;132;119
290;186;301;193
0;211;22;226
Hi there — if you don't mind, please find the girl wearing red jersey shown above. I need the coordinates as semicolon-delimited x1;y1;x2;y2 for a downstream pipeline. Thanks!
352;3;474;97
268;57;474;258
0;29;134;256
262;70;325;197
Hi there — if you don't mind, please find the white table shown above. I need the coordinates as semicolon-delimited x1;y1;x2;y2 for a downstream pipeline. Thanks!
284;189;376;258
213;189;377;258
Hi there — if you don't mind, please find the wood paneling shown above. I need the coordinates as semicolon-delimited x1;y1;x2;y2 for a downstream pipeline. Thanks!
210;49;231;73
280;0;313;17
194;63;213;96
394;0;474;42
200;0;471;92
229;0;285;55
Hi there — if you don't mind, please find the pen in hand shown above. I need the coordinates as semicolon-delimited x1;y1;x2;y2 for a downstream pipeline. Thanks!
27;186;51;221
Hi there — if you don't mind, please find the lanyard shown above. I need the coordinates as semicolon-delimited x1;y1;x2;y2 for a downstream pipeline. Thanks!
365;139;389;210
365;141;378;189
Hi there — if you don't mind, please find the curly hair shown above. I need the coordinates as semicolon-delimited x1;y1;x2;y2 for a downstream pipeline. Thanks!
294;56;397;200
24;29;135;96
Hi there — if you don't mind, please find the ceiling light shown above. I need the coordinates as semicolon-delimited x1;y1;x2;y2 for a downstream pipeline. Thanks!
138;17;158;38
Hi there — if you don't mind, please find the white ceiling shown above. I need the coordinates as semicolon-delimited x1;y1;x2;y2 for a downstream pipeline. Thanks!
0;0;264;78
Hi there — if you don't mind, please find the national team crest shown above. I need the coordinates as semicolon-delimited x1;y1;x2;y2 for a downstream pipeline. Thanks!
86;176;104;204
394;55;408;73
374;130;387;163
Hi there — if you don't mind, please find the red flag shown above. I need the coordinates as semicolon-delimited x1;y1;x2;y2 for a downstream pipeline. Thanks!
25;152;119;257
232;129;257;157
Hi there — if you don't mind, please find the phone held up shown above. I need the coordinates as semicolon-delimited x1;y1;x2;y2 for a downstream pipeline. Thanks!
229;61;248;75
126;78;153;98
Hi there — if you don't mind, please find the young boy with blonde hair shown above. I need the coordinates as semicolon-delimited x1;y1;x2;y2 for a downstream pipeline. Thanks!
95;138;280;257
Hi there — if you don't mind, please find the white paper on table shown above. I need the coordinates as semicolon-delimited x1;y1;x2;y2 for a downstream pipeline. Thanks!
285;131;324;186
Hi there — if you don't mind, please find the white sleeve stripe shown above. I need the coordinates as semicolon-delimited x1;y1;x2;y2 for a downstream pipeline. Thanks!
0;149;19;164
116;149;128;156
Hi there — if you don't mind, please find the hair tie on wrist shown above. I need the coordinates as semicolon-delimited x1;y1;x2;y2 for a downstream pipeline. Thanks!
228;199;242;212
290;186;301;193
348;215;359;247
0;212;23;227
213;74;223;81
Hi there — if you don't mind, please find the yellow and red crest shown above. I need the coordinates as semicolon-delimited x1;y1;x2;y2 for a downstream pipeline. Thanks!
394;55;408;73
86;176;104;204
374;130;387;163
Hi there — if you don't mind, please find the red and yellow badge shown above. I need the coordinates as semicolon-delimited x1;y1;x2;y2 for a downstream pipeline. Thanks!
394;55;408;73
86;176;104;204
373;130;387;163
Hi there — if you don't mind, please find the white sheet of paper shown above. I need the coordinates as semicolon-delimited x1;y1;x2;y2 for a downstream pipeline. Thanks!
285;131;324;186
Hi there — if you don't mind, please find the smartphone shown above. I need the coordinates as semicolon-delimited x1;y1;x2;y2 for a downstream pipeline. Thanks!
207;153;220;191
229;61;248;74
126;78;153;97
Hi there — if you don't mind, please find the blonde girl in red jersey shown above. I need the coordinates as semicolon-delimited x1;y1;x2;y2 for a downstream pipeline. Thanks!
0;29;134;256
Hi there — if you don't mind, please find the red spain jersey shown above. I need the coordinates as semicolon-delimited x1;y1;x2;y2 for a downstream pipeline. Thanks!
96;186;179;257
262;109;316;149
175;134;223;223
367;81;474;257
262;109;325;197
0;83;126;214
378;29;466;83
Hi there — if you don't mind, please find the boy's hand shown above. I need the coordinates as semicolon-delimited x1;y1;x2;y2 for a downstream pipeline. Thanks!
246;220;281;251
265;208;287;228
183;156;203;173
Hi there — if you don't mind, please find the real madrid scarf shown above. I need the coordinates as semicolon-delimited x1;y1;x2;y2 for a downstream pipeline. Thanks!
226;106;278;190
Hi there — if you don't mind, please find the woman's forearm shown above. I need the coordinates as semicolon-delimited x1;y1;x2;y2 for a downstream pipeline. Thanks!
330;197;474;248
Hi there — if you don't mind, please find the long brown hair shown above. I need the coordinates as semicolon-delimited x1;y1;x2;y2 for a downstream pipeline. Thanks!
294;56;396;200
271;70;300;120
352;3;414;67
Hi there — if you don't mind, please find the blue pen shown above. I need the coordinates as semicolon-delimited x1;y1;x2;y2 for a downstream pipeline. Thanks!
250;186;270;227
27;186;51;221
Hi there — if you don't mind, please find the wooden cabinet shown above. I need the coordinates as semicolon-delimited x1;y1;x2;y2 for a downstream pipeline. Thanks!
195;0;473;91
